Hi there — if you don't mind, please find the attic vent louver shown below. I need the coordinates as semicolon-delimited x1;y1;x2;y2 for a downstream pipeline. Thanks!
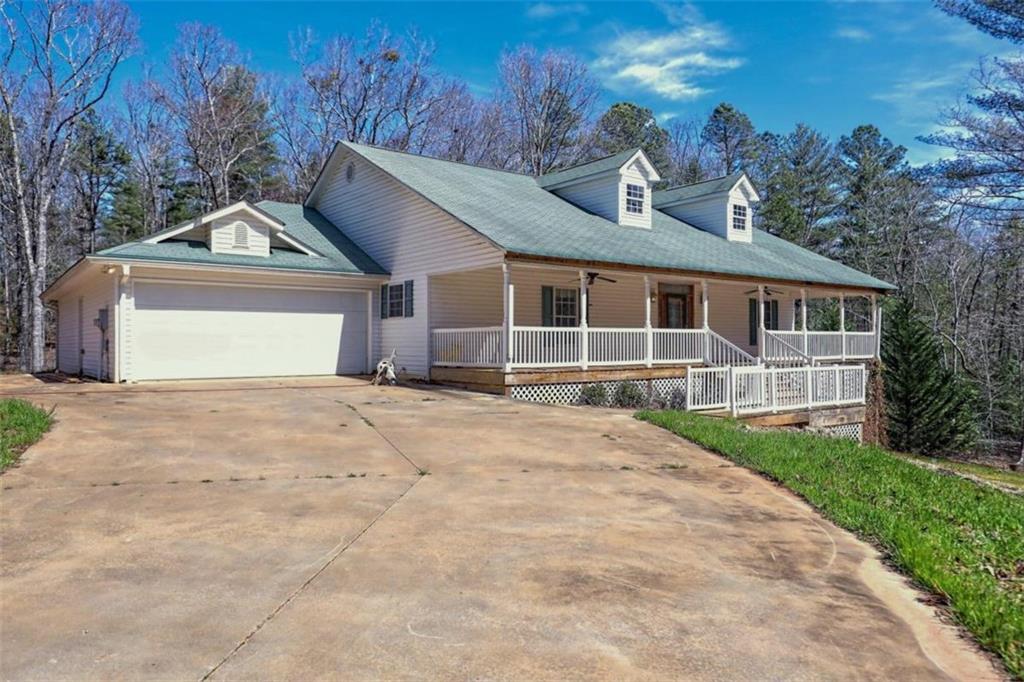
233;221;249;248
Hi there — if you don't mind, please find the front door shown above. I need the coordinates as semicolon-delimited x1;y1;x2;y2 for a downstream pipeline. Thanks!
658;284;693;329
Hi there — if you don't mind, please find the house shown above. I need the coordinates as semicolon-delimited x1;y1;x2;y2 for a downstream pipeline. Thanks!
43;142;893;430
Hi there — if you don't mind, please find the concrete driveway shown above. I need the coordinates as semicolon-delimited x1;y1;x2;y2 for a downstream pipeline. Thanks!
0;376;998;680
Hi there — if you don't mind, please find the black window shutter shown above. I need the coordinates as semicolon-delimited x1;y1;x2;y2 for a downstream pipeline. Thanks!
541;286;553;327
380;284;389;319
748;298;757;345
770;300;779;331
404;280;414;317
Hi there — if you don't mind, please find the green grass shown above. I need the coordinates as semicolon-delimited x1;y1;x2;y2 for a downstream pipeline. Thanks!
636;410;1024;678
901;455;1024;491
0;399;53;472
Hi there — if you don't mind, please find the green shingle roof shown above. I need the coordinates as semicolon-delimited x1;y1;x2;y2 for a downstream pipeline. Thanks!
341;142;895;291
535;148;641;188
96;201;386;276
652;171;747;207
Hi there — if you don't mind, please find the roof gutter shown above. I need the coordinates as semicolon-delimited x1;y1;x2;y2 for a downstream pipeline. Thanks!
505;252;895;295
42;254;388;302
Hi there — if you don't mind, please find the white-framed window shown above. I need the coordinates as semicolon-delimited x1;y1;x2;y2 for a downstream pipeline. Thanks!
553;287;579;327
381;280;414;319
388;285;405;317
732;204;748;231
625;183;644;215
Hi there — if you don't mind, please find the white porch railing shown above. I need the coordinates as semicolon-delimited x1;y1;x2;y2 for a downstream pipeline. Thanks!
844;332;876;358
589;328;647;366
729;364;867;415
762;331;812;365
511;326;582;368
431;327;503;367
685;367;730;410
764;330;877;362
432;325;755;369
652;329;705;364
704;329;757;367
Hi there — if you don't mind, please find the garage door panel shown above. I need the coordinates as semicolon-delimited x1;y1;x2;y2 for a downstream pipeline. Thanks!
131;282;367;380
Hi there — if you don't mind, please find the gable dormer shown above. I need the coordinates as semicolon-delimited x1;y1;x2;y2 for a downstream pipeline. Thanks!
142;201;322;258
537;149;661;229
209;213;271;257
652;172;760;243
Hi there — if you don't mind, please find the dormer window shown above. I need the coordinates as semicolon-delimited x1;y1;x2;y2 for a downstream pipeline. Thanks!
732;204;748;231
626;184;645;215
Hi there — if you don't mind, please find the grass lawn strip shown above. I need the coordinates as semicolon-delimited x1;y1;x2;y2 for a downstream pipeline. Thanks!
636;410;1024;679
0;399;53;472
903;456;1024;493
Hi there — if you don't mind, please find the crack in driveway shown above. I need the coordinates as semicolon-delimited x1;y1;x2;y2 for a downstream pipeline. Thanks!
200;475;423;681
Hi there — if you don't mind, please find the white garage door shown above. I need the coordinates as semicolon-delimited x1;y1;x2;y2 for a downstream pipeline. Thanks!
130;281;368;380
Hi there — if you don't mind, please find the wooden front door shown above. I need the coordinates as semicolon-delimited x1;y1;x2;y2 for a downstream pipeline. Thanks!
658;284;694;329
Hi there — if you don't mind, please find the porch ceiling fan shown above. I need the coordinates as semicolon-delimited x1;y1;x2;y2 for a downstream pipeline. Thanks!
744;287;785;296
566;271;618;286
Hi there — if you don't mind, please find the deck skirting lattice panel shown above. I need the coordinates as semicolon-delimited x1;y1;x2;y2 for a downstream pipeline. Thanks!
815;422;863;442
510;376;686;407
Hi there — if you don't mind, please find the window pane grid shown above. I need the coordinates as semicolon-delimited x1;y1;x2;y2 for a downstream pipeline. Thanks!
388;284;405;318
732;204;747;230
553;287;578;327
625;184;644;215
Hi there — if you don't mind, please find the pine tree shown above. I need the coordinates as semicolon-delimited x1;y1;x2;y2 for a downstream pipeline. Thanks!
882;297;977;455
701;102;760;175
592;102;670;173
103;177;146;246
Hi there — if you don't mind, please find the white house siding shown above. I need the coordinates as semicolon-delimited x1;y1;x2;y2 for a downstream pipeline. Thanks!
312;151;503;377
56;291;79;374
551;174;620;223
706;281;795;356
209;212;271;257
509;266;648;328
617;161;653;229
660;195;728;239
56;271;116;379
429;268;503;329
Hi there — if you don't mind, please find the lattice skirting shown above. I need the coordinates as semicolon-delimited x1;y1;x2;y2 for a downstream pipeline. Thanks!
509;376;687;407
815;422;863;443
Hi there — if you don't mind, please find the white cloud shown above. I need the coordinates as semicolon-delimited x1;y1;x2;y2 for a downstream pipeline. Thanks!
525;3;588;20
870;67;972;136
835;26;871;41
592;4;743;101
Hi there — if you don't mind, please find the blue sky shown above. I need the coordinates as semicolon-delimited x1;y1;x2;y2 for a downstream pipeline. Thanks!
123;1;1008;165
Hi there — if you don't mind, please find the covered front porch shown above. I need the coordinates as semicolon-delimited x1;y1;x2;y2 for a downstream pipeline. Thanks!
428;261;882;373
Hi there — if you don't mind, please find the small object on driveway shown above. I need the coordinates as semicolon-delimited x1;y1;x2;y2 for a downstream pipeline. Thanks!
372;349;398;386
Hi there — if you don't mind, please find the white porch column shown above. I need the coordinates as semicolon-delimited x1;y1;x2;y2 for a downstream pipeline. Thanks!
839;292;846;361
870;293;878;359
800;287;808;356
757;284;766;364
644;275;653;368
701;279;709;329
579;270;589;370
502;264;512;371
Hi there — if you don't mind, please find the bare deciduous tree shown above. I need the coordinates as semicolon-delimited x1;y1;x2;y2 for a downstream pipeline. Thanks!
153;23;273;209
498;45;597;175
0;0;136;371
